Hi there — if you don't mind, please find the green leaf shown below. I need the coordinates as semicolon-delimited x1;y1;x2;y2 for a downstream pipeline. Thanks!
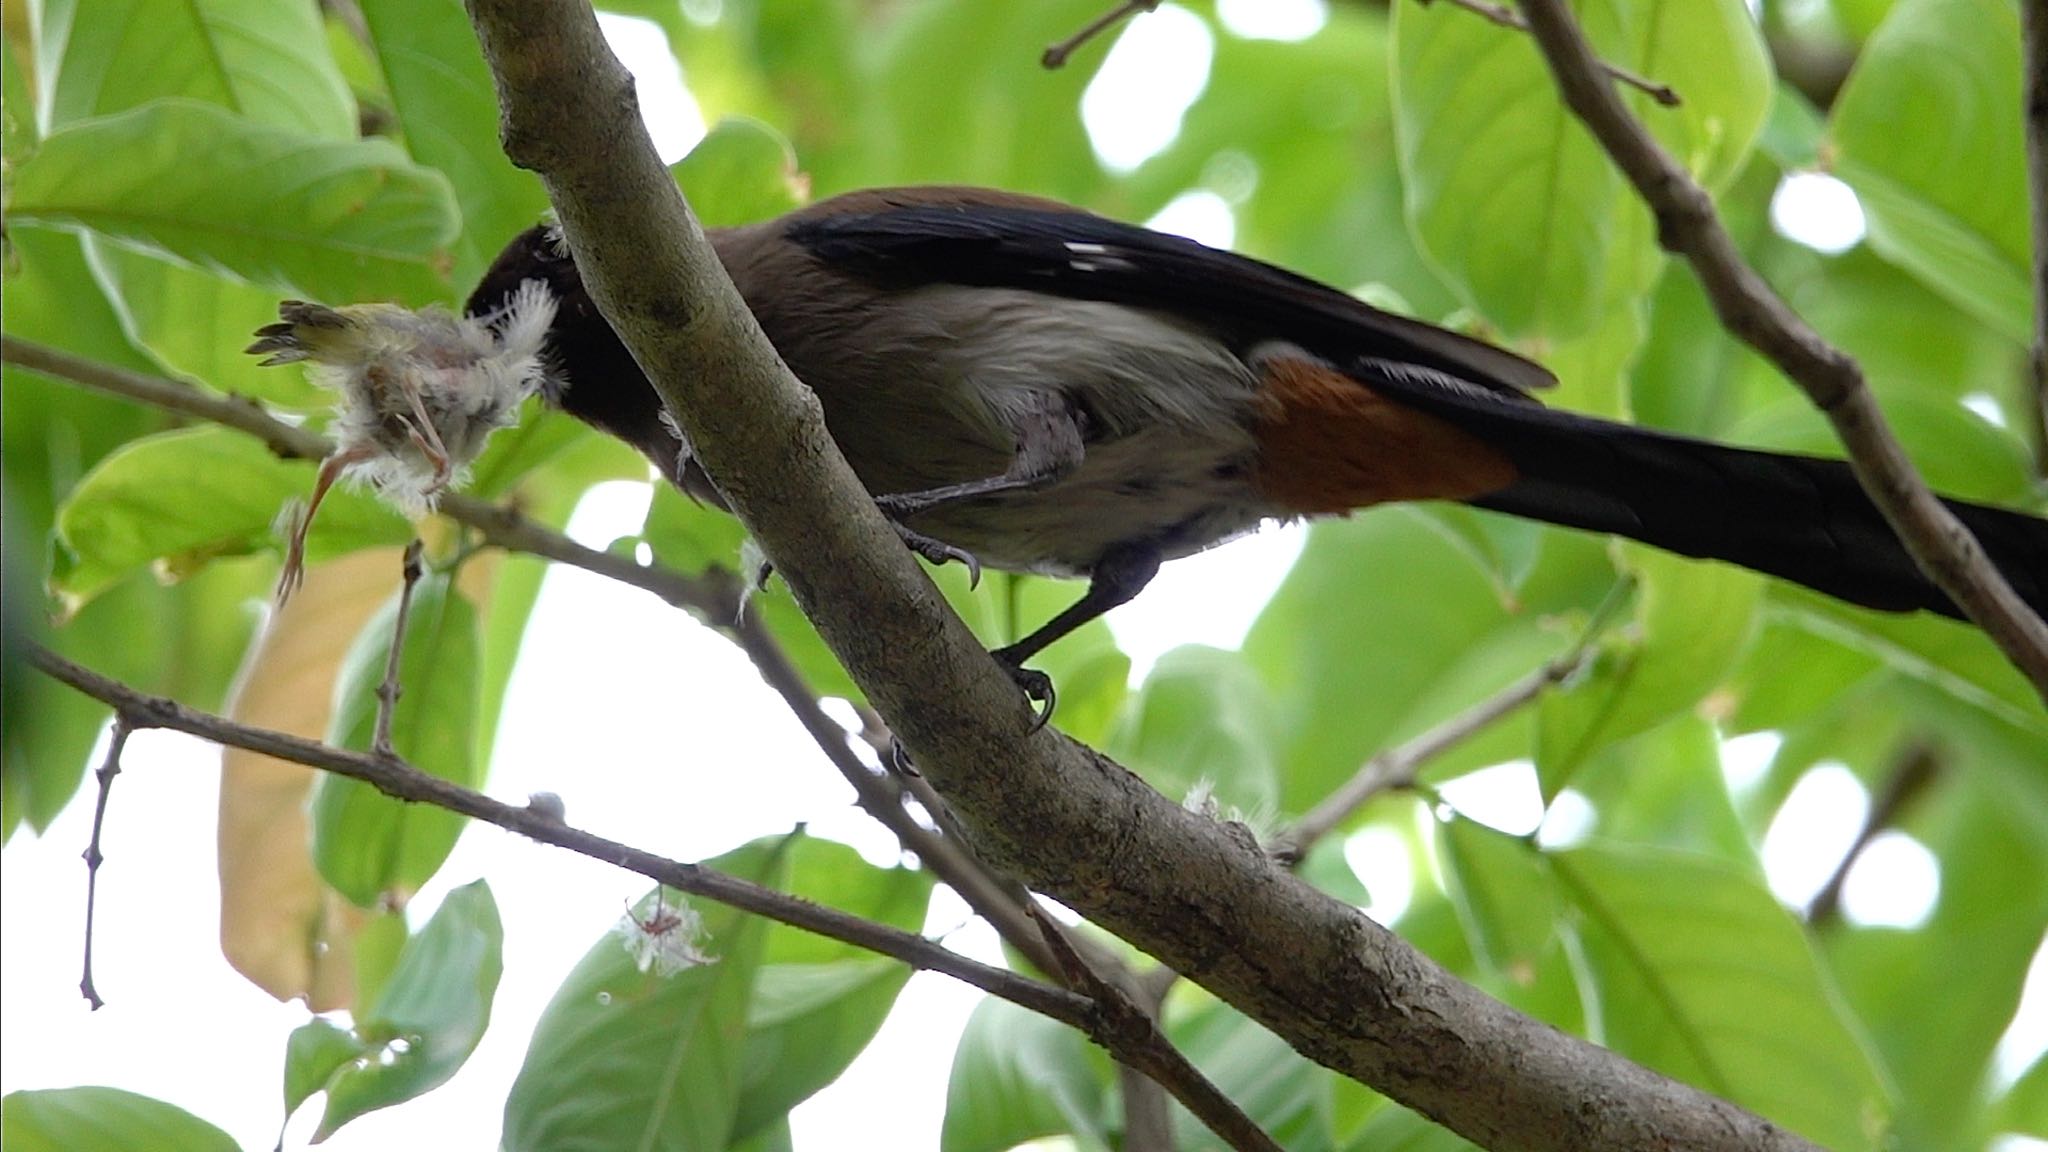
502;840;785;1152
942;995;1110;1152
1166;1001;1336;1152
86;242;328;409
1;1087;237;1152
1107;645;1279;819
1392;0;1768;341
1554;843;1891;1150
38;0;355;137
1725;387;2033;506
673;116;809;228
284;1018;371;1118
1243;508;1524;815
1823;773;2048;1149
2003;1052;2048;1139
358;0;551;287
314;880;505;1139
1537;546;1762;797
1438;817;1557;981
731;835;933;1142
313;572;481;906
9;99;458;305
1565;716;1756;865
50;427;403;611
2;18;39;165
1829;0;2029;342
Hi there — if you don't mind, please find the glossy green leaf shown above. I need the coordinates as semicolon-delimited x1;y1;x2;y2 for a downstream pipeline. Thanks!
358;0;551;287
1823;773;2048;1149
502;840;784;1152
673;116;810;227
1537;546;1762;797
9;100;458;305
1167;1000;1336;1151
859;0;1110;201
38;0;354;137
731;835;932;1142
1244;508;1524;814
52;426;408;611
1566;716;1756;865
1830;0;2029;342
284;1017;371;1118
87;242;327;409
942;995;1110;1152
1107;645;1279;819
1554;843;1891;1150
2004;1053;2048;1139
314;881;505;1139
1392;0;1768;340
1;1087;237;1152
313;572;480;906
2;17;39;165
1438;817;1557;981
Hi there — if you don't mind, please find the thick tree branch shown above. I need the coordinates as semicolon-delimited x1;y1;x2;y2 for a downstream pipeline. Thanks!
457;1;1829;1147
2023;0;2048;474
1513;0;2048;702
28;644;1275;1151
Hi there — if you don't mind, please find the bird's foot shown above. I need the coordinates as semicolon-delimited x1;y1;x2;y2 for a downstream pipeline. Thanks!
890;522;982;588
992;647;1056;731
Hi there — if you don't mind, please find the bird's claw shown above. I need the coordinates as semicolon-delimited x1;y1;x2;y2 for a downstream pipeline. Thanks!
891;523;982;588
1006;663;1056;732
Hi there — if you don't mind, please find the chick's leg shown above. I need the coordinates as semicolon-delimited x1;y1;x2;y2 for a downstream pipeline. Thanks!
396;375;454;492
278;444;376;603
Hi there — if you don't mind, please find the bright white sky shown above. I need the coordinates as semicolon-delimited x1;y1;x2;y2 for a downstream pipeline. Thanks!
4;5;2041;1151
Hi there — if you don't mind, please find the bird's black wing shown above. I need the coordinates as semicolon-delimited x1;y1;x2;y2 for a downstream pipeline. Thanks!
785;203;1556;400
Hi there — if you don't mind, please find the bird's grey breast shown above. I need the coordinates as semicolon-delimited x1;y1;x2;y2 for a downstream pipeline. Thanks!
740;261;1275;574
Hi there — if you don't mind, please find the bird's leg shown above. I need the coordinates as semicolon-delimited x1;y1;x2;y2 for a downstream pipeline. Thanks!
993;543;1160;729
874;394;1086;585
396;373;454;492
278;444;378;603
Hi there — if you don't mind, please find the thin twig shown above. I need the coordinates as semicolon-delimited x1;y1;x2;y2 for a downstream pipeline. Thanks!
1026;905;1281;1152
1806;740;1942;925
1042;0;1159;69
1513;0;2048;703
79;717;133;1010
1419;0;1679;106
373;540;426;758
1272;580;1628;863
2021;0;2048;475
30;644;1276;1152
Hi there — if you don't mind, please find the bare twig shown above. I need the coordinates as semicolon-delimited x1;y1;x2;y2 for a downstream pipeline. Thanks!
373;540;427;759
31;644;1277;1152
79;717;133;1010
1513;0;2048;703
1806;740;1942;926
1273;580;1628;863
1042;0;1159;69
1420;0;1679;106
1025;905;1278;1152
2022;0;2048;475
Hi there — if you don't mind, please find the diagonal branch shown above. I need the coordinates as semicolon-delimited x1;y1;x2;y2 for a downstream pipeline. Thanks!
456;1;1830;1148
1512;0;2048;703
28;644;1277;1151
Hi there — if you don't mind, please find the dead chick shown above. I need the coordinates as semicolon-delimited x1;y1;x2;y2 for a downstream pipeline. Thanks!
246;280;556;600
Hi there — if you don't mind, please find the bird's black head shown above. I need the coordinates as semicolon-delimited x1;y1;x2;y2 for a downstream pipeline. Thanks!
467;224;676;479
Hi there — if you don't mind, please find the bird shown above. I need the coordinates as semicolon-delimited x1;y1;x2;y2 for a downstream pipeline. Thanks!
247;283;555;600
461;186;2048;711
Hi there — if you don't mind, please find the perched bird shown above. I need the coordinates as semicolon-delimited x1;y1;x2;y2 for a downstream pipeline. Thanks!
464;187;2048;708
247;283;556;599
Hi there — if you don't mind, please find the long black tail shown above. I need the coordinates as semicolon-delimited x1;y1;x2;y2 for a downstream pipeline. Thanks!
1460;404;2048;620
